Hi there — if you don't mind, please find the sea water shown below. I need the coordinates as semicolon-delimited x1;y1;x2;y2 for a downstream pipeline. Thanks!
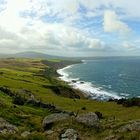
57;57;140;100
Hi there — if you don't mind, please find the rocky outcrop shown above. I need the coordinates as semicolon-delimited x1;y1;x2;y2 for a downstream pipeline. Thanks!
43;85;80;99
104;135;120;140
118;120;140;132
0;118;18;134
76;112;100;128
42;113;70;130
61;129;78;140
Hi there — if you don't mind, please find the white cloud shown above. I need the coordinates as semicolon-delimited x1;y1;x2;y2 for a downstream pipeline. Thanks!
88;39;104;49
18;0;140;20
122;40;140;51
103;10;131;33
20;0;80;20
80;0;140;20
0;0;93;53
0;0;140;56
122;41;133;50
0;19;104;53
111;0;140;19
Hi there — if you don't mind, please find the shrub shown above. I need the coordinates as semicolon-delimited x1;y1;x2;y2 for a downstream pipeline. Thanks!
81;107;86;110
95;111;103;119
117;97;140;107
13;96;25;105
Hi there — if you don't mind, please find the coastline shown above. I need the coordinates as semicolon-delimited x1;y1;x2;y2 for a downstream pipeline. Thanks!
57;60;122;101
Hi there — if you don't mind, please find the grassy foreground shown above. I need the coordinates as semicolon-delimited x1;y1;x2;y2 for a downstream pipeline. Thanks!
0;58;140;140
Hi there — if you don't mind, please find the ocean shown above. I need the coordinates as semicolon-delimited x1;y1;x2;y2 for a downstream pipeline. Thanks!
57;57;140;100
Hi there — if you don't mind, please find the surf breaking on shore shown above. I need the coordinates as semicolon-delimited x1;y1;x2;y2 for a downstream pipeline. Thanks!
57;63;122;101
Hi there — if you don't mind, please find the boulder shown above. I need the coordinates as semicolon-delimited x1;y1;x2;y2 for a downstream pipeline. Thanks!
76;112;99;128
42;113;70;130
72;80;77;83
61;129;78;140
45;130;54;135
21;131;30;138
105;135;119;140
0;118;18;134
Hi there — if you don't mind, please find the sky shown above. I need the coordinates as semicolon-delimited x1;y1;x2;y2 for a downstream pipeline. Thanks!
0;0;140;57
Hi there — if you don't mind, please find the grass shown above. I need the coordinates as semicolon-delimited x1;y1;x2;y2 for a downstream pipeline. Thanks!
0;58;140;139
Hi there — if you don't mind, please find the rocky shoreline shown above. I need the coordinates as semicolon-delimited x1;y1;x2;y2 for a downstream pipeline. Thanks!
56;60;140;105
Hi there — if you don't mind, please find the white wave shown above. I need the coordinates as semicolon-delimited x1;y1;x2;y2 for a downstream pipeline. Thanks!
120;93;130;97
70;82;121;100
57;65;122;101
81;60;87;64
118;73;126;77
57;65;75;82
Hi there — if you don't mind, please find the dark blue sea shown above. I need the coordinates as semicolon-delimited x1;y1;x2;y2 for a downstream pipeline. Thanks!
57;57;140;100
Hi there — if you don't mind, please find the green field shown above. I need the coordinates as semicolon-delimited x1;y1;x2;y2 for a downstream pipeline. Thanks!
0;58;139;140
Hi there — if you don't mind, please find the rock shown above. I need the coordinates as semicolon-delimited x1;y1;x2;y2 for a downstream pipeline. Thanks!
21;131;30;138
105;135;118;140
61;129;78;140
45;130;54;135
76;112;100;128
71;80;77;83
42;113;70;130
118;120;140;132
0;118;18;134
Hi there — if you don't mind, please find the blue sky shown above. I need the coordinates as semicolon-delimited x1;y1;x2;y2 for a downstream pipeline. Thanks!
0;0;140;56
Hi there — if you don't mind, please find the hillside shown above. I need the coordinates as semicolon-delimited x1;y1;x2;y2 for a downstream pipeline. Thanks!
0;52;61;59
0;58;140;140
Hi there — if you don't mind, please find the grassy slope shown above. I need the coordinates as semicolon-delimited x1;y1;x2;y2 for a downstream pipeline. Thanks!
0;58;139;139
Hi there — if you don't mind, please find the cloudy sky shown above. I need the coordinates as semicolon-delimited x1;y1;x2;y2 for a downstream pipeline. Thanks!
0;0;140;56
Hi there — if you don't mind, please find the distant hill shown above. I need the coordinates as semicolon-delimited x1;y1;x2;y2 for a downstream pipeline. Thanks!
0;54;10;58
1;51;135;60
0;51;84;60
0;51;63;59
14;51;59;58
